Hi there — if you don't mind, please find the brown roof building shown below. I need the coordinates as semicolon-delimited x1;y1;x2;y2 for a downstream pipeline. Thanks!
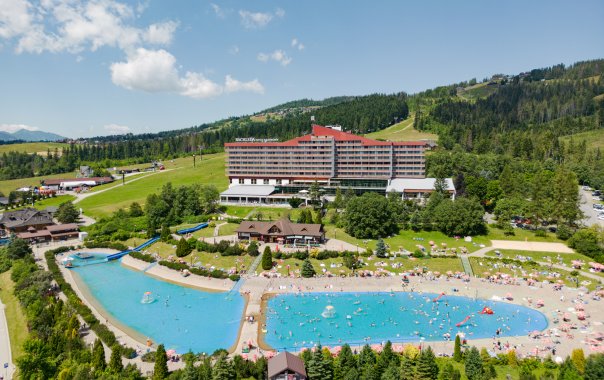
0;208;54;235
236;218;324;245
16;223;79;243
268;351;307;380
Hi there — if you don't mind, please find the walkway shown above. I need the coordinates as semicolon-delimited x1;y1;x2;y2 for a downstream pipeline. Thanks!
460;256;473;276
0;299;14;380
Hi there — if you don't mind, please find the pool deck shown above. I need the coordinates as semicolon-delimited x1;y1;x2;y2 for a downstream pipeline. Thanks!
58;250;604;367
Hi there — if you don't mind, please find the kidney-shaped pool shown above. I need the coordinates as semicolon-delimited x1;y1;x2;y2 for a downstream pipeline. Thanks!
264;292;548;350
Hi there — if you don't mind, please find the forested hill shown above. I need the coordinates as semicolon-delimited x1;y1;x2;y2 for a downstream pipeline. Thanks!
259;96;356;113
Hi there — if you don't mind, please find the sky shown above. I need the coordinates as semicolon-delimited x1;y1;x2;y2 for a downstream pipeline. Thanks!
0;0;603;139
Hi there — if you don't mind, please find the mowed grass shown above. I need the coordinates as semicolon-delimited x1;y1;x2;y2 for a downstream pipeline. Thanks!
223;206;302;221
324;225;491;253
365;117;438;142
9;194;76;211
0;270;28;360
0;142;68;155
77;153;228;219
485;225;564;243
559;129;604;150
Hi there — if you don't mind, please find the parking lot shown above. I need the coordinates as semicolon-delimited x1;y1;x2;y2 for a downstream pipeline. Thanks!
580;187;604;227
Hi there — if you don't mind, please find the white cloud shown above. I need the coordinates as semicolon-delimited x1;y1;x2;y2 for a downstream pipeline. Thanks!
229;45;239;55
257;49;291;66
103;123;130;134
1;0;178;54
291;38;304;51
210;3;226;19
111;48;264;98
0;123;38;133
239;8;283;29
225;75;264;94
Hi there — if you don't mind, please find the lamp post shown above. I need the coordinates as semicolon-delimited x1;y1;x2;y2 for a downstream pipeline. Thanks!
193;154;196;168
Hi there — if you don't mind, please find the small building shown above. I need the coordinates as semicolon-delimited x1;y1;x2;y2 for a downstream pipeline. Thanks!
386;178;456;202
78;165;94;178
16;223;79;243
0;208;54;237
268;351;307;380
41;176;114;191
236;218;324;245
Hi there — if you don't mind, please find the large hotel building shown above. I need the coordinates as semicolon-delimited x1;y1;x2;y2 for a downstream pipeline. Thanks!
220;124;454;205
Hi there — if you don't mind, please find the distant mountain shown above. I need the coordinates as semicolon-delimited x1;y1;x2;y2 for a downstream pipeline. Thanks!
0;129;65;142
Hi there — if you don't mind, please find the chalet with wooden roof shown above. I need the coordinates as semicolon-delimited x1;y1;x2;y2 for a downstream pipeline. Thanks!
236;218;324;244
268;351;307;380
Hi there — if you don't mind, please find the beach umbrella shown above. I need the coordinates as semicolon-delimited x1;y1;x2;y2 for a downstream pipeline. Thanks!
166;349;177;357
371;344;383;353
331;346;342;355
392;344;404;353
241;354;248;360
429;241;435;246
433;271;441;276
446;271;453;276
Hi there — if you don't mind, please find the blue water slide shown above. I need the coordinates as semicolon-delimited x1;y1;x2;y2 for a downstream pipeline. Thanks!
176;222;209;235
106;236;160;261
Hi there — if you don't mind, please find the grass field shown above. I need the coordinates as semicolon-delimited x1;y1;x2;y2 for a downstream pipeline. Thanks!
324;225;491;253
457;82;500;100
77;153;228;219
559;129;604;150
485;225;564;243
0;142;68;155
224;206;302;221
365;117;438;142
0;270;28;361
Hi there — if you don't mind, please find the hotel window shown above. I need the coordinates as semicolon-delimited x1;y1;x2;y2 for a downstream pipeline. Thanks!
251;179;257;184
238;178;244;184
263;179;269;184
276;179;282;184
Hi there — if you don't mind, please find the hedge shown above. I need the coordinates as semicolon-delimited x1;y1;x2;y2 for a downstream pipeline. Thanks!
84;240;128;251
45;249;136;358
158;260;231;280
128;251;156;263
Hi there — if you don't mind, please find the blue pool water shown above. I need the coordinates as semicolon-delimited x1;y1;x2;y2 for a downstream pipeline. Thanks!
72;260;244;354
265;292;548;350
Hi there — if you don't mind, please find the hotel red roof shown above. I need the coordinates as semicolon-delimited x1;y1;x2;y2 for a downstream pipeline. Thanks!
224;125;427;147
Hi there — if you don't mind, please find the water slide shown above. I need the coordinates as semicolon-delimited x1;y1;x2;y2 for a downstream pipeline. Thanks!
105;236;160;261
176;222;209;235
456;315;472;327
432;292;445;302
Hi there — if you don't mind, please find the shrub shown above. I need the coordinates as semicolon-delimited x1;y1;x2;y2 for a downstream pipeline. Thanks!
229;274;241;282
556;224;573;240
128;251;156;263
175;238;192;257
412;249;424;258
261;246;273;270
534;229;547;237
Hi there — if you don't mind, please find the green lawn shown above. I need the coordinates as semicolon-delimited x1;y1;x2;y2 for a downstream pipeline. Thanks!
0;171;75;196
0;142;68;155
559;129;604;150
223;205;301;220
77;153;228;218
0;270;28;360
188;222;240;239
469;257;601;290
324;225;491;253
365;117;438;142
485;225;564;243
6;194;75;211
86;172;148;193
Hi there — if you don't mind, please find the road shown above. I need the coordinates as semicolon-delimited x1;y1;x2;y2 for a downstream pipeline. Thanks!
0;300;14;380
579;188;604;228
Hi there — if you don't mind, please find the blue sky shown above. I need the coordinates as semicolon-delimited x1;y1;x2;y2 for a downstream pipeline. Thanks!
0;0;603;138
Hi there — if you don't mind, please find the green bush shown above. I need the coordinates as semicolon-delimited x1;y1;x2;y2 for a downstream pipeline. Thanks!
128;251;156;263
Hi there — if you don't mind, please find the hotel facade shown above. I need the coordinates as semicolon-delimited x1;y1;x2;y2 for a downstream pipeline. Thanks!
220;125;454;205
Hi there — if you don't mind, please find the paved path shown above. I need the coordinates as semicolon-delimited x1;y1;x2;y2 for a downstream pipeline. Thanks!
0;300;14;380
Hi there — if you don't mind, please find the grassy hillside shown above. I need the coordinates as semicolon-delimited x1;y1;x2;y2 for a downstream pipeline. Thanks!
365;117;438;141
0;142;68;155
77;153;228;218
457;81;501;100
559;128;604;149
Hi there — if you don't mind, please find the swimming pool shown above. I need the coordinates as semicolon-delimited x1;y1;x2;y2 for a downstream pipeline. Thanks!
264;292;548;350
72;260;244;354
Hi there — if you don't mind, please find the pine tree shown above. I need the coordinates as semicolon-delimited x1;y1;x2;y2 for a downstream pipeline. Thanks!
261;246;273;270
570;348;585;374
399;356;415;380
247;241;259;257
415;346;439;380
91;339;106;372
153;344;169;380
307;345;330;380
345;368;360;380
56;201;80;223
301;259;316;278
585;352;604;380
176;237;192;257
315;210;323;225
438;362;461;380
335;344;357;380
108;344;123;374
160;224;171;242
213;354;235;380
375;238;387;258
453;335;462;362
464;347;483;380
381;362;401;380
334;187;343;210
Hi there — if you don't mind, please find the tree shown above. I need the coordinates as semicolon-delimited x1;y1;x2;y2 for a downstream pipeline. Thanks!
91;339;106;373
6;238;32;259
213;354;235;380
464;347;483;380
568;226;604;261
552;166;581;225
309;181;322;209
129;202;144;217
381;362;401;380
431;198;487;236
315;210;323;226
333;187;343;210
261;246;273;270
335;344;357;380
56;201;79;223
584;353;604;380
415;346;438;380
160;224;171;242
176;237;192;257
247;241;260;257
399;356;415;380
301;259;316;278
288;197;304;208
108;344;123;374
453;335;462;362
307;345;331;380
571;348;585;374
557;358;581;380
343;252;361;271
200;185;220;214
499;165;517;196
153;344;169;380
438;362;460;380
375;239;388;258
344;193;398;239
